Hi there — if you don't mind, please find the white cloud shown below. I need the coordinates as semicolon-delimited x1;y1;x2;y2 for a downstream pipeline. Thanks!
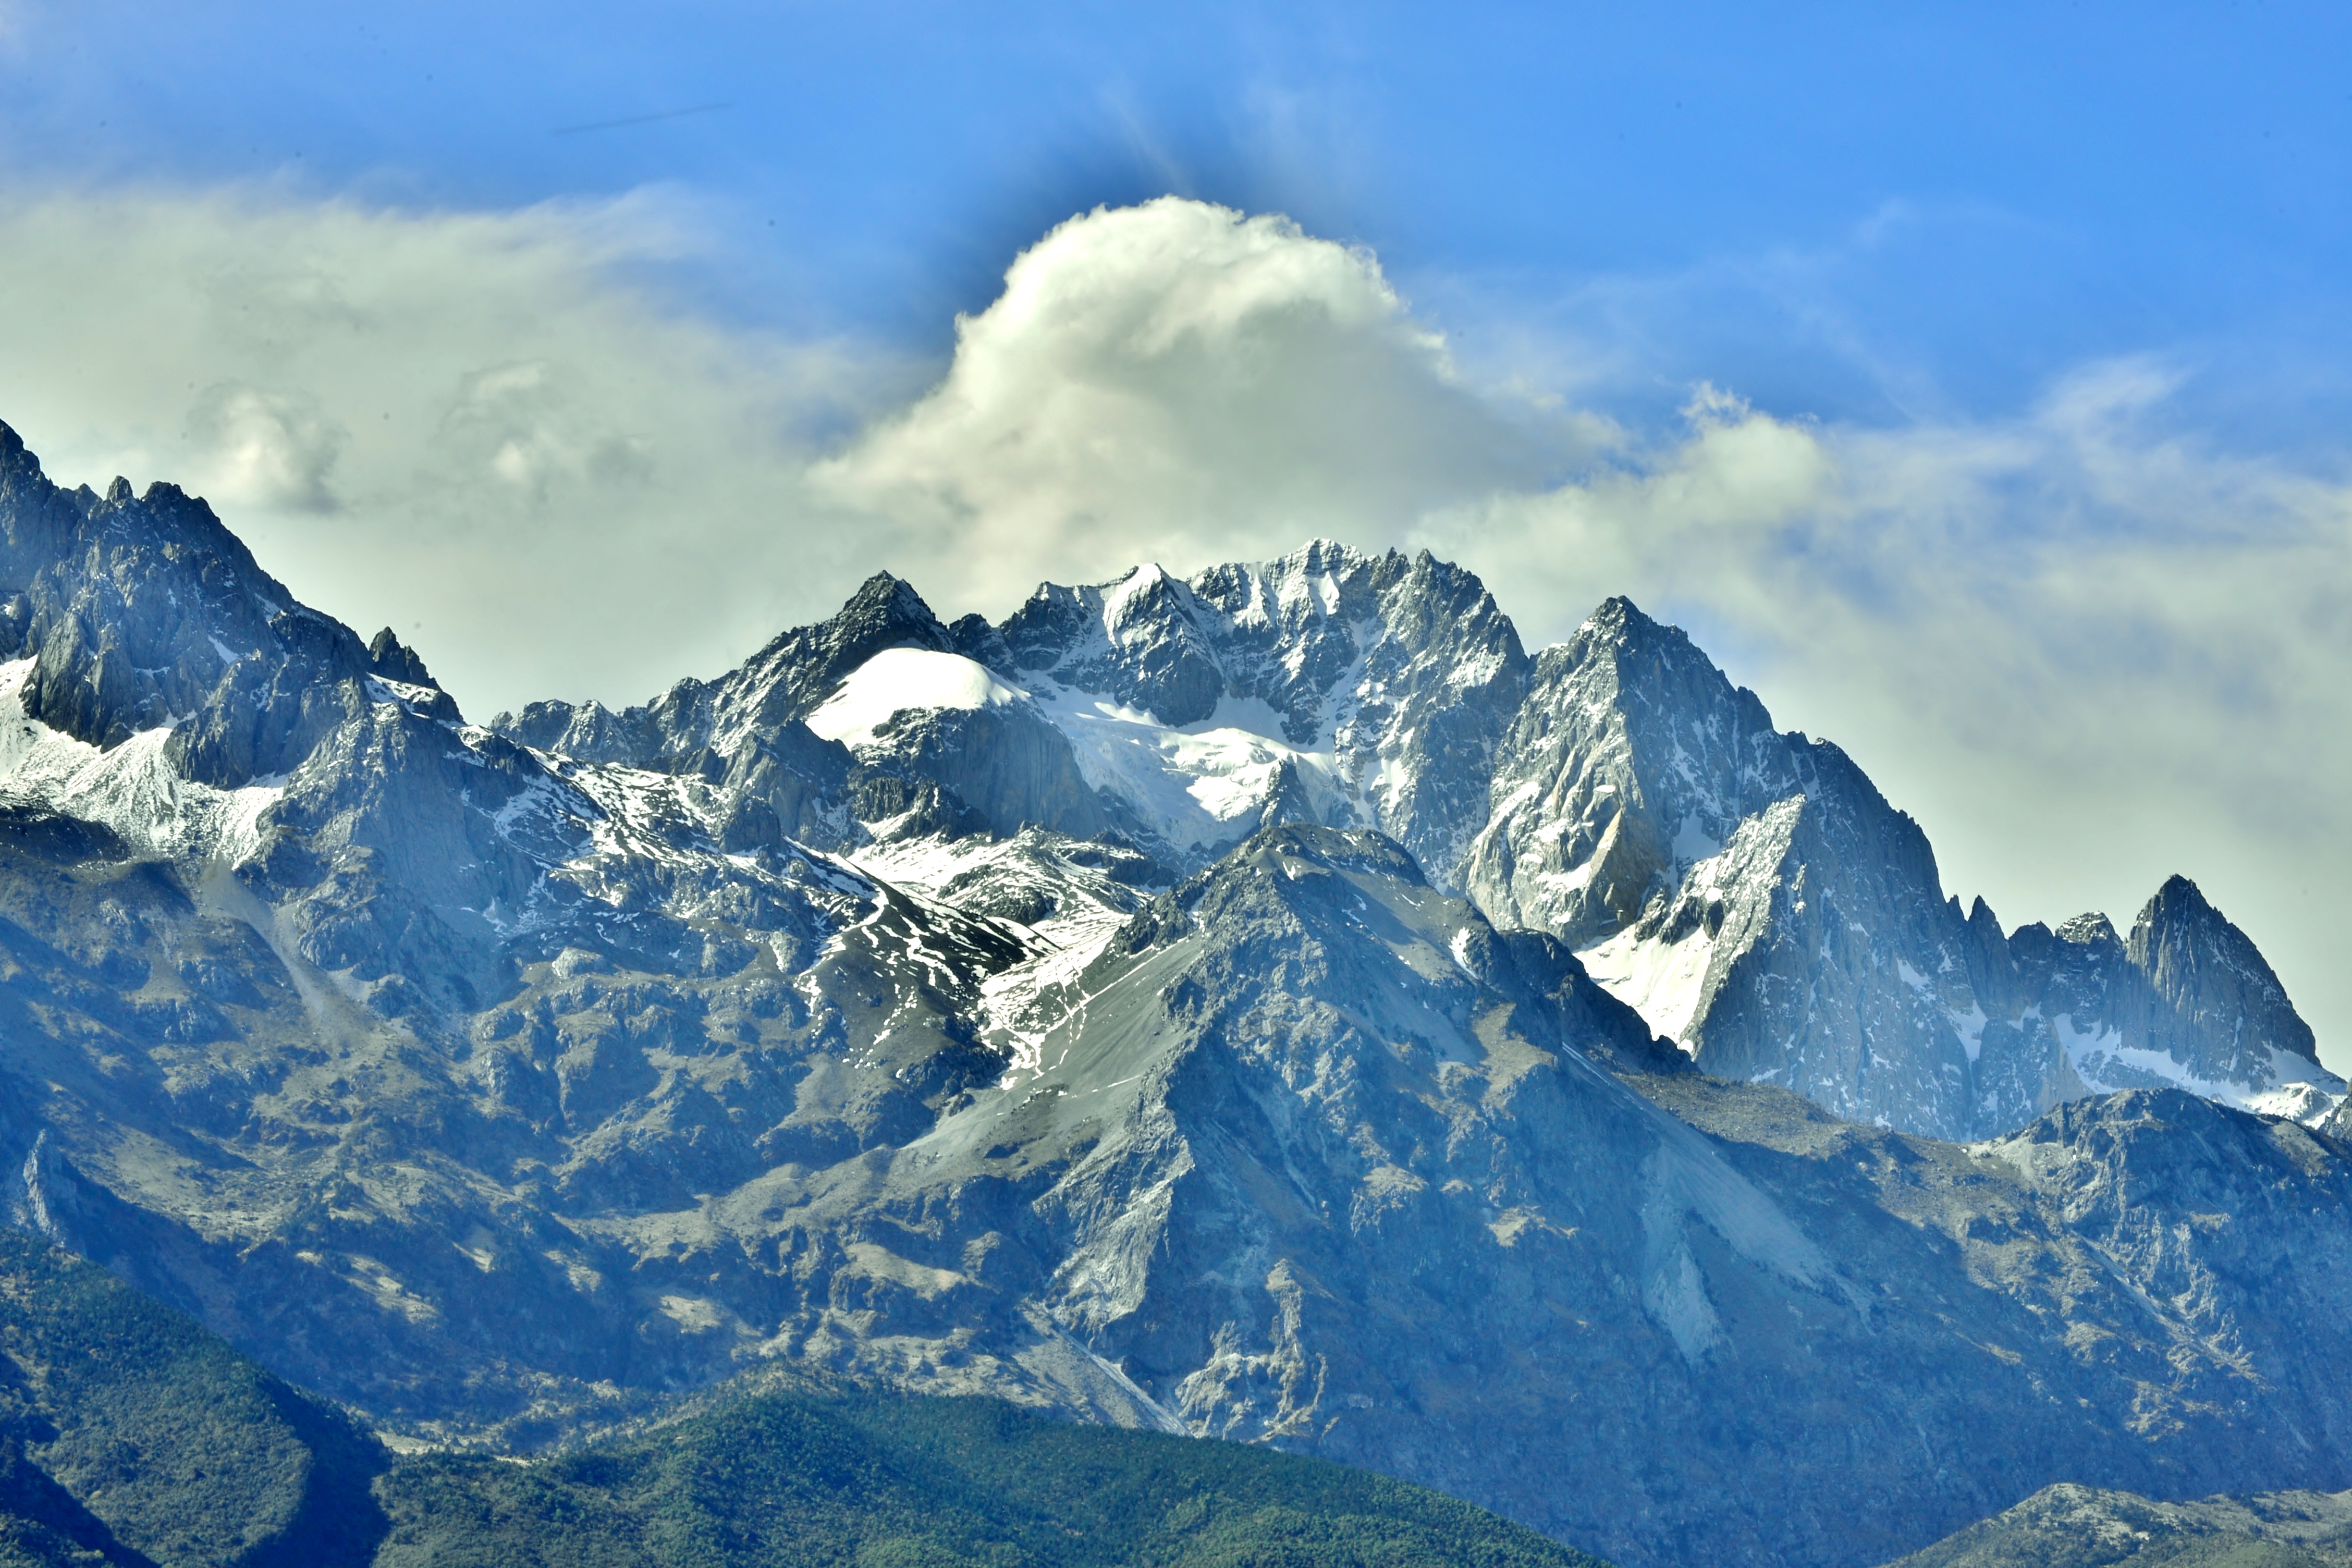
813;197;1569;611
185;383;347;512
0;183;912;715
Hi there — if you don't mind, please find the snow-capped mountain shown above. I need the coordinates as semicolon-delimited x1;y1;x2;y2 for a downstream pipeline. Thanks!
495;540;2336;1142
1463;599;2336;1135
501;541;1533;880
4;416;2351;1568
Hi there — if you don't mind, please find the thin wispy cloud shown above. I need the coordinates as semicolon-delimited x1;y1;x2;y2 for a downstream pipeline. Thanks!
551;103;732;137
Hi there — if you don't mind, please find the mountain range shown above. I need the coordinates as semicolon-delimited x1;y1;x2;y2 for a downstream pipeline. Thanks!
0;415;2346;1567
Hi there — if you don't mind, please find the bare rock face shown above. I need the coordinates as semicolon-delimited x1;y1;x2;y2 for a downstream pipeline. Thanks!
1465;598;1798;946
1;418;2348;1568
1465;598;2338;1138
2127;874;2322;1086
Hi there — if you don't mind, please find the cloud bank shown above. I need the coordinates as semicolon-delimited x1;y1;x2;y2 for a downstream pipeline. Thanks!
0;185;910;707
3;187;2347;1064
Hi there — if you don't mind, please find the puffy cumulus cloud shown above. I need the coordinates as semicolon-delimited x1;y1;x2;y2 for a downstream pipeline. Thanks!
1422;366;2352;1068
813;197;1572;611
0;188;1579;708
0;184;911;714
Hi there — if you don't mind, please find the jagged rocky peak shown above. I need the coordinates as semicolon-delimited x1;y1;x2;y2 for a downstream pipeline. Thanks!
970;538;1515;737
1996;875;2336;1120
1466;592;1964;1084
491;538;1537;884
495;569;952;767
941;540;1533;877
1461;592;2337;1142
2055;910;2122;948
482;533;2329;1145
1466;594;1793;947
983;558;1231;726
2128;873;2320;1069
750;568;954;721
366;626;438;689
0;419;394;787
484;572;976;850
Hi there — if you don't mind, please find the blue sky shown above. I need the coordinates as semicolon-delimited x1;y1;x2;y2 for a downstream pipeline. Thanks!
4;0;2352;1060
11;1;2349;437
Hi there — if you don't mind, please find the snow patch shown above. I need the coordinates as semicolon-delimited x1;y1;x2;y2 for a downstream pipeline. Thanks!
2056;1012;2345;1125
1946;1000;1990;1063
1032;681;1343;853
847;830;1140;950
1448;927;1478;980
1178;693;1293;741
1581;925;1715;1051
0;658;284;863
805;649;1029;746
364;675;444;712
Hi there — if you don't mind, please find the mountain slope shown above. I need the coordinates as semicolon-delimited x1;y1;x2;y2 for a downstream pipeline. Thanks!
22;795;2352;1566
1462;597;2336;1137
1884;1480;2352;1568
377;1380;1613;1568
0;1228;386;1568
0;1223;1612;1568
498;546;2334;1143
0;420;2348;1568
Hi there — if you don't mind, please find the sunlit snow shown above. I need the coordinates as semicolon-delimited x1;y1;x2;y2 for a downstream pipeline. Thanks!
1580;924;1716;1051
1030;681;1345;852
2055;1011;2343;1124
0;657;283;862
804;648;1029;746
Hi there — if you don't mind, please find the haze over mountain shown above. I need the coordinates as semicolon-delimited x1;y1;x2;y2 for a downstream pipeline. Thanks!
3;419;2350;1567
